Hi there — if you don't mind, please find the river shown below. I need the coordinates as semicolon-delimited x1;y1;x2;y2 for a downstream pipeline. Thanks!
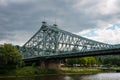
0;73;120;80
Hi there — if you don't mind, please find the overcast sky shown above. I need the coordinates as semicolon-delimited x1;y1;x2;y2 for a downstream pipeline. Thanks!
0;0;120;46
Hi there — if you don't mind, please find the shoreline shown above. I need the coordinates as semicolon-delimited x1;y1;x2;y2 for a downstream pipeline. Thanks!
0;72;117;78
0;67;117;78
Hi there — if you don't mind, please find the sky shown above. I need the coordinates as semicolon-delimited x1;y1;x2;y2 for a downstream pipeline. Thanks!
0;0;120;46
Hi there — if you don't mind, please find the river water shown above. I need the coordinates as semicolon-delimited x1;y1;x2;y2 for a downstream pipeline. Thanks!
0;73;120;80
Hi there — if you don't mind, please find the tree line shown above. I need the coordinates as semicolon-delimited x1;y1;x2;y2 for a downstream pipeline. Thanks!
66;55;120;67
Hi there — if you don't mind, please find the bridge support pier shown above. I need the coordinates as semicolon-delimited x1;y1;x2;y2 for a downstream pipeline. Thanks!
39;59;61;70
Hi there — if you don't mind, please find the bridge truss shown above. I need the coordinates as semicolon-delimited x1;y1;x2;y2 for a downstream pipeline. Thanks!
20;22;119;59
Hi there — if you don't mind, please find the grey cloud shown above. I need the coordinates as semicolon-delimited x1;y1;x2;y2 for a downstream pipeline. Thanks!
0;0;120;45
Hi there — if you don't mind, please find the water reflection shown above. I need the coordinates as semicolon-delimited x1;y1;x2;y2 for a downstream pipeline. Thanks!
0;73;120;80
81;73;120;80
64;76;73;80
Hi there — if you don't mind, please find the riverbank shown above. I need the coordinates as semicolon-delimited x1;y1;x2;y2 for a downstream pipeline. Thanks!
0;66;57;77
60;67;118;75
60;67;102;74
0;67;117;77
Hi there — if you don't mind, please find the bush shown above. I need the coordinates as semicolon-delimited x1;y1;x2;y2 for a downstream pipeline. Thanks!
14;66;57;76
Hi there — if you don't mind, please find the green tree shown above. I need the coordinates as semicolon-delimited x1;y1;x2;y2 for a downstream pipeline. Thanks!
100;56;120;67
0;44;22;73
67;58;77;65
66;57;98;67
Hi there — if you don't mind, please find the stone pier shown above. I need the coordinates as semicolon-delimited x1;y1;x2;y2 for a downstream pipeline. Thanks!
39;59;61;70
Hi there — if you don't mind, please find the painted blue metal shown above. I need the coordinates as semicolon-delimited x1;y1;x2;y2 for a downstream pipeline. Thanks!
20;22;120;59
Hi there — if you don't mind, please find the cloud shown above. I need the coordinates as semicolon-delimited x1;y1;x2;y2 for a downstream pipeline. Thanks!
77;23;120;44
74;0;120;15
0;30;34;45
0;0;120;45
0;0;33;6
73;0;120;29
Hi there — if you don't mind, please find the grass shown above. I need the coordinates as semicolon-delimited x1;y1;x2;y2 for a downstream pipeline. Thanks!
60;67;103;74
0;66;58;77
0;66;116;77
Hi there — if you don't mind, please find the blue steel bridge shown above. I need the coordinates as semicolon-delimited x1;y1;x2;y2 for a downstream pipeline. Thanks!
20;21;120;62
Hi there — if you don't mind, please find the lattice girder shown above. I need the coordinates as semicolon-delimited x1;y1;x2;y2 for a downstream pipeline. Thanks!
20;22;116;59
